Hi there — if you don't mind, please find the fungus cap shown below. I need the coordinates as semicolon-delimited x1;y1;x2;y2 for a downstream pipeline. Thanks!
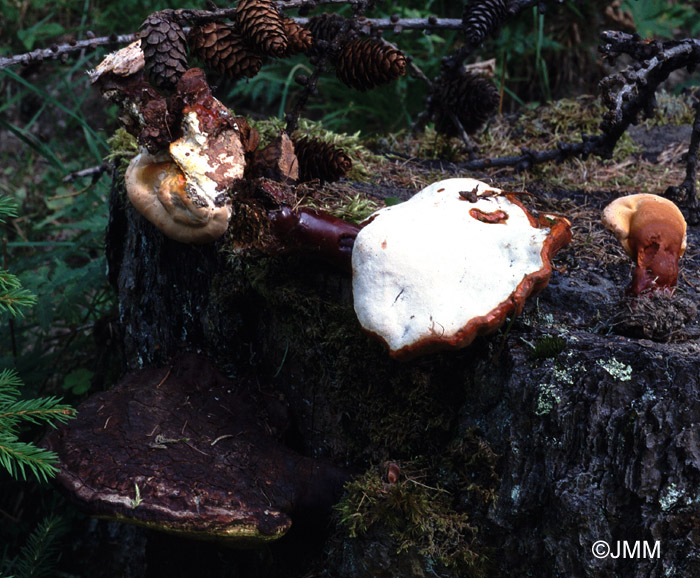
125;148;234;244
44;355;347;544
602;193;687;295
351;178;571;360
124;95;246;243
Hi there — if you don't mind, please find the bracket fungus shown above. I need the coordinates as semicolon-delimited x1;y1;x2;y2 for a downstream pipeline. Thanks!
44;354;348;544
124;69;245;244
602;193;687;296
351;178;571;360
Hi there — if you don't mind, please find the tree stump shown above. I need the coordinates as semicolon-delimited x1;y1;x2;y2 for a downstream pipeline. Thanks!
58;168;700;578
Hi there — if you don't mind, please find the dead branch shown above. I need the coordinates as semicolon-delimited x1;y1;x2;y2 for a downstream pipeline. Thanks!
0;15;462;72
0;32;138;70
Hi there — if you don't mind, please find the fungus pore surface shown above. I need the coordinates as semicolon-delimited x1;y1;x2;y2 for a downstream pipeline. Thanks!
351;178;571;359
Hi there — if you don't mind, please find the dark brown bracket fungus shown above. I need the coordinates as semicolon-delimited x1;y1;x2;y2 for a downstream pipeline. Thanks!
602;193;687;296
43;354;349;544
352;178;572;360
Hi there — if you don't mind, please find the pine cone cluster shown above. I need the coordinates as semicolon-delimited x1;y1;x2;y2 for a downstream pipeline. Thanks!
235;0;288;57
293;137;352;183
462;0;509;46
334;38;406;92
139;11;188;91
187;1;313;81
282;18;313;56
306;13;353;55
430;71;499;136
188;22;263;79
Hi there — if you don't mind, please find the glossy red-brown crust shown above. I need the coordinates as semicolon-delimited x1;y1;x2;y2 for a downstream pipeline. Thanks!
270;206;361;271
371;197;571;361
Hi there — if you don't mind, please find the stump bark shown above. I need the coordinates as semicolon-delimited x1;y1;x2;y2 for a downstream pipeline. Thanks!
100;170;700;578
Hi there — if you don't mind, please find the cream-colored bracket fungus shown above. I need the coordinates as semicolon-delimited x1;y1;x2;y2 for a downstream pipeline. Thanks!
124;71;245;244
352;178;572;360
602;193;687;296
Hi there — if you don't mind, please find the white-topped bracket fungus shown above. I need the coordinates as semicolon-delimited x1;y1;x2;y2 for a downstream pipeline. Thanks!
124;69;245;243
602;193;687;296
43;354;349;544
352;178;572;360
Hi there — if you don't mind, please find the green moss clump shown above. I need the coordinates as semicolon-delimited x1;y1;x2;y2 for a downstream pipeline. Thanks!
335;433;499;574
105;128;138;174
526;334;567;360
304;193;379;224
249;117;384;181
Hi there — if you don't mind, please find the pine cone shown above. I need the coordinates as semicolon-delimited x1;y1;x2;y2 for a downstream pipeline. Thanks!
462;0;508;45
282;18;313;56
235;0;288;57
293;137;352;183
306;13;353;55
188;22;263;79
431;71;499;136
334;38;406;92
139;10;188;91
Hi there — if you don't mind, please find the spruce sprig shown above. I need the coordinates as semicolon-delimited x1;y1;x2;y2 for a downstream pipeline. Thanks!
1;197;75;483
0;369;75;483
1;195;37;318
1;513;70;578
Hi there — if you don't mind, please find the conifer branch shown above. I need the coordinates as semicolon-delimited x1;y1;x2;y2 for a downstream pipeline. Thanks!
0;369;75;483
10;513;69;578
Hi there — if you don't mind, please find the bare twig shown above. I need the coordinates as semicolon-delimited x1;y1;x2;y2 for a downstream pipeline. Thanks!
62;163;110;183
0;33;138;71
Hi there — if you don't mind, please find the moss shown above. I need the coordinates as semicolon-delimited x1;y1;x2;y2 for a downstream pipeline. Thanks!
249;117;384;181
644;91;696;127
335;434;499;574
105;128;138;174
304;192;379;224
216;248;483;460
524;334;567;360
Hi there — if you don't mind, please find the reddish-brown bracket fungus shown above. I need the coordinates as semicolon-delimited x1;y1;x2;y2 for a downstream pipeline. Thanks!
44;354;348;544
352;178;571;360
602;193;687;296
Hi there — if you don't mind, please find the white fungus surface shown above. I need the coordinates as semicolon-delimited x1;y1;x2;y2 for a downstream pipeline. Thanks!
352;178;549;355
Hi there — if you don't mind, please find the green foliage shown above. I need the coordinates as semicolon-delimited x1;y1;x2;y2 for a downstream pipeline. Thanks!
0;0;208;54
0;513;70;578
0;368;75;482
0;197;37;318
622;0;700;38
1;195;76;484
